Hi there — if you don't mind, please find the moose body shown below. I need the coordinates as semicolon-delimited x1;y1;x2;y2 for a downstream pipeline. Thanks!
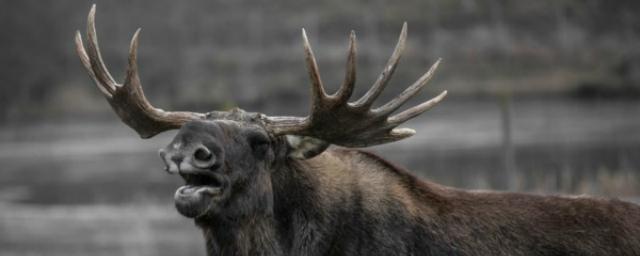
76;5;640;256
169;119;640;256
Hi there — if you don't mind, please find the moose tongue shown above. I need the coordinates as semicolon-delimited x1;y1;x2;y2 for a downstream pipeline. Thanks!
178;185;222;196
181;185;199;194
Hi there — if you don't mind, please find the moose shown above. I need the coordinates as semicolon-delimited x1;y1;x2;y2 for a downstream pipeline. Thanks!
75;5;640;256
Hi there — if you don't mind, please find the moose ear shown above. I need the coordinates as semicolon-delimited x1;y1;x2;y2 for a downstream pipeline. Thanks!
285;135;330;159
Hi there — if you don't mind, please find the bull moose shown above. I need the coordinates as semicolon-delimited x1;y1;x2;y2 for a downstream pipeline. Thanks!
75;5;640;256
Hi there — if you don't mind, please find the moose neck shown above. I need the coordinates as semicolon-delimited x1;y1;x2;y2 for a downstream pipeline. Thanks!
198;214;282;256
194;151;327;256
195;176;284;256
194;148;447;256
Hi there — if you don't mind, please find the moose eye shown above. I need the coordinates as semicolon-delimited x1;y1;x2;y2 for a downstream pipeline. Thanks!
248;133;270;157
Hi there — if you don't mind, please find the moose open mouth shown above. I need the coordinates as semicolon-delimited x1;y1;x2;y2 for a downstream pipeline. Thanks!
174;172;226;218
177;173;224;196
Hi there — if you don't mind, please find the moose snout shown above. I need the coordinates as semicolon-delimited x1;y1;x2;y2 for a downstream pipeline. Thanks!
159;144;219;174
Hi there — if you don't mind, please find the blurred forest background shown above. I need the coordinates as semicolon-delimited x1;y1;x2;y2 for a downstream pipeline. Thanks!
1;0;639;255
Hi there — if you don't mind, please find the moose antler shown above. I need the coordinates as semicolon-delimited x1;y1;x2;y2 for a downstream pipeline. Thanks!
76;6;445;147
263;23;447;147
75;5;205;138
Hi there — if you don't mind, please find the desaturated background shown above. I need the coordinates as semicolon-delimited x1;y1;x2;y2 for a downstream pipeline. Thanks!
1;0;639;255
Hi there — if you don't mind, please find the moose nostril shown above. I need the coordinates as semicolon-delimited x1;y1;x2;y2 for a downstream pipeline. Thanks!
194;147;212;162
192;145;217;169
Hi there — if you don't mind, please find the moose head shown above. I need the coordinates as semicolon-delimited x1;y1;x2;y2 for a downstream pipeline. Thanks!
75;5;446;221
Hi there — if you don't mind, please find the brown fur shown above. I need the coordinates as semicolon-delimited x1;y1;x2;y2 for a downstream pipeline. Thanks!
281;148;640;255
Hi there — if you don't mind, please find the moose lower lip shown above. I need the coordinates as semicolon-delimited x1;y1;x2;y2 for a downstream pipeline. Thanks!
173;185;222;219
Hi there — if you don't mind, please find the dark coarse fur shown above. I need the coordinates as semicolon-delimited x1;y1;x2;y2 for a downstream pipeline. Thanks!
185;119;640;256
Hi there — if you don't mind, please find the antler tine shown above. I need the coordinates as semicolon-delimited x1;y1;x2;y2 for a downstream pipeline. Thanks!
76;5;205;139
375;58;441;116
388;90;447;125
334;31;357;104
85;5;117;94
124;29;142;92
302;29;328;107
75;31;112;97
353;22;407;108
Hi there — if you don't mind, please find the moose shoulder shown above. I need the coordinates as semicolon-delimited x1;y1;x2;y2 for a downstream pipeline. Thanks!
76;5;640;256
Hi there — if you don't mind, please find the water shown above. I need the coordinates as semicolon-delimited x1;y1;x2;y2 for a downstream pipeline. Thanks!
0;98;639;254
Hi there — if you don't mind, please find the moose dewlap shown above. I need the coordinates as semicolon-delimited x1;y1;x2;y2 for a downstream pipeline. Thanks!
76;5;640;256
